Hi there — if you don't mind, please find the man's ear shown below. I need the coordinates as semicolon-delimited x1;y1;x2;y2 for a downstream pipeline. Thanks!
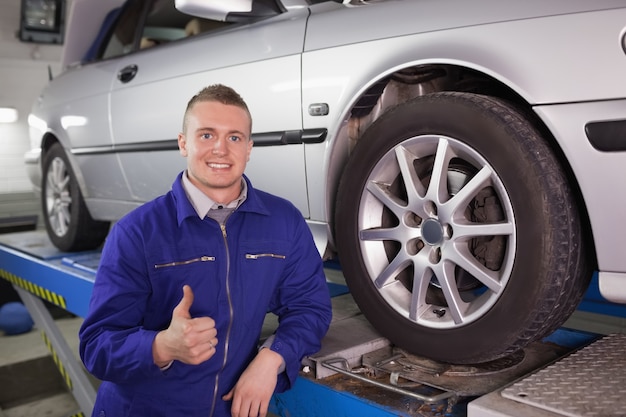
178;133;188;157
246;139;253;161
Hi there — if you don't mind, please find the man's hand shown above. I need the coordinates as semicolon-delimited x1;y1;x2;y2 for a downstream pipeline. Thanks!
223;348;284;417
152;285;218;367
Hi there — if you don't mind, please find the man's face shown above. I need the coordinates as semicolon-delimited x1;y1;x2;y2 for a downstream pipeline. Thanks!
178;100;253;203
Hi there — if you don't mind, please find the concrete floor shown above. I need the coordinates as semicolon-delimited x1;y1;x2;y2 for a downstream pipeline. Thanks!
0;316;83;417
1;267;626;417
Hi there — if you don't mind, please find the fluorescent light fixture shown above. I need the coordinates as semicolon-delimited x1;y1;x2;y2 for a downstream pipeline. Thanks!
0;107;19;123
19;0;66;44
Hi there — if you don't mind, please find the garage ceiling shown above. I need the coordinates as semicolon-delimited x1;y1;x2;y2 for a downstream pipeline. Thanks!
0;0;67;62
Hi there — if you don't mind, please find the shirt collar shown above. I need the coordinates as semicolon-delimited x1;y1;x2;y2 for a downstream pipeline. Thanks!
181;170;247;219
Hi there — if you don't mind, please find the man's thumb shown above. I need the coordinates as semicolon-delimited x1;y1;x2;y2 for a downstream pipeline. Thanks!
222;389;233;401
174;285;194;318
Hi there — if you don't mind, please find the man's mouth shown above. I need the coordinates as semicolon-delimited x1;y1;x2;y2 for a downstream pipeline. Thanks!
208;163;230;169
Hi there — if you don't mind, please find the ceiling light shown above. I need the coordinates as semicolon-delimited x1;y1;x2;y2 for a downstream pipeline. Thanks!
0;107;18;123
19;0;66;44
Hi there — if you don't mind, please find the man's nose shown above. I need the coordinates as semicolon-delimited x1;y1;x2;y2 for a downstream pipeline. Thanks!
212;137;227;154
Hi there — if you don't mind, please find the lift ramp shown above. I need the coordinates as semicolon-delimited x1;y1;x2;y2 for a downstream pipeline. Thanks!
468;332;626;417
292;288;618;417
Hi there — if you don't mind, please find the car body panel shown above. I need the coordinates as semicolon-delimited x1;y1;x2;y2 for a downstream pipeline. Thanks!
534;100;626;274
37;6;312;219
303;0;626;55
107;12;309;211
30;60;135;203
26;0;626;304
304;8;626;105
600;272;626;303
302;7;626;264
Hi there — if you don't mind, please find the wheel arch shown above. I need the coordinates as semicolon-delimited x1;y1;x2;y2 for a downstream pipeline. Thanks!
324;62;596;267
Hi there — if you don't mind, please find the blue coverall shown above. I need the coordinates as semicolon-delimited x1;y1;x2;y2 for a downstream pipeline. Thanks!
79;173;332;416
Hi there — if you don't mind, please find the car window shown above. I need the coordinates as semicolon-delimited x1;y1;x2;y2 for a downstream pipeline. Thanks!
101;0;145;60
100;0;231;60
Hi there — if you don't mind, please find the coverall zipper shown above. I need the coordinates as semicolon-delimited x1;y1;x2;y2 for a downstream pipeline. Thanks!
245;253;286;259
153;256;215;269
209;223;234;417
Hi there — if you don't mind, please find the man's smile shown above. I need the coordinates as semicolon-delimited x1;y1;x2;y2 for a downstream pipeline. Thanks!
207;162;231;169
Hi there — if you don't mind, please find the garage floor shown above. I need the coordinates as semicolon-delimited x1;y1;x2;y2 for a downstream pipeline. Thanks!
0;316;83;417
1;268;625;417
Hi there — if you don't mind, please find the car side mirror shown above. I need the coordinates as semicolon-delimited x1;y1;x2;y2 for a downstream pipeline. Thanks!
175;0;252;21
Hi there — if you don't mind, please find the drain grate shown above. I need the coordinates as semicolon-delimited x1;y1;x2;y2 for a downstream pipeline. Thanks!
501;333;626;416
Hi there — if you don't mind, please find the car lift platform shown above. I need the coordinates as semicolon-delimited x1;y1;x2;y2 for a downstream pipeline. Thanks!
1;230;625;417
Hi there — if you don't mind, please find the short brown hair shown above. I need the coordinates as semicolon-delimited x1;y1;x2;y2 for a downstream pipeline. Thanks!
182;84;252;133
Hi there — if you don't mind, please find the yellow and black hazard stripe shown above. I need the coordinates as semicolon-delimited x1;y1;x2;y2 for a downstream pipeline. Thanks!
0;268;67;309
41;330;74;391
40;334;87;417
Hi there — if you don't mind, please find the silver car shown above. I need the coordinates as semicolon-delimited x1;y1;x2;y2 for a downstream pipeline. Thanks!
25;0;626;364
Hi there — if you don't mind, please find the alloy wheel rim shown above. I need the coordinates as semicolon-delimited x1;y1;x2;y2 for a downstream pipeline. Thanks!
357;135;516;329
45;157;71;237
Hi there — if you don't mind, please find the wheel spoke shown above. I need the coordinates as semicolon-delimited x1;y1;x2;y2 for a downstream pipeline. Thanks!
424;138;452;205
408;251;434;321
447;243;502;292
373;251;412;289
434;261;467;324
55;210;69;235
366;180;409;219
395;145;428;216
360;225;401;242
439;165;492;221
52;160;65;188
59;205;71;229
452;220;514;240
58;176;70;193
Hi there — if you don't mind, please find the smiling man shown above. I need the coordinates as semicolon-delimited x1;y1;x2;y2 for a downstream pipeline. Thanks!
79;84;332;417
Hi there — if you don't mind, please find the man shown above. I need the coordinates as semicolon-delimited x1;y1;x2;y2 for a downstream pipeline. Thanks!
79;84;332;417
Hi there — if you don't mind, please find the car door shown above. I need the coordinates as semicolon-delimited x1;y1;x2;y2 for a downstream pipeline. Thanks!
107;0;311;216
40;39;135;207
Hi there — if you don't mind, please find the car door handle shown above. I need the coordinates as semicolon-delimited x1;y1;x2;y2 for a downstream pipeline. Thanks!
117;65;138;83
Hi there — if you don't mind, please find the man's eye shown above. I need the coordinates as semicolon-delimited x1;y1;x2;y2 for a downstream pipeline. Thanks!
229;135;241;142
201;133;212;140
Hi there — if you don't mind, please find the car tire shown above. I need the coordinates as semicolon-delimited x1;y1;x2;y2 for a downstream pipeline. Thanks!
334;92;592;364
41;143;110;252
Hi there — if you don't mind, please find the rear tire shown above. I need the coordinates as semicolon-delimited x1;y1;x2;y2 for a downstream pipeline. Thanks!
335;92;591;364
41;143;110;252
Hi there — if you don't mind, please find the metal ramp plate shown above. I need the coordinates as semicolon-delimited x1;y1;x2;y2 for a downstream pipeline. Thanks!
501;333;626;416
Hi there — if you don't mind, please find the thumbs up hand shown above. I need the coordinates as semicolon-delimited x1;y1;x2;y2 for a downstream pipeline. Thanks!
153;285;218;367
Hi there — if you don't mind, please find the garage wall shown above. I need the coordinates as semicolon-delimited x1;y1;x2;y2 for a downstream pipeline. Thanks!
0;1;67;222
